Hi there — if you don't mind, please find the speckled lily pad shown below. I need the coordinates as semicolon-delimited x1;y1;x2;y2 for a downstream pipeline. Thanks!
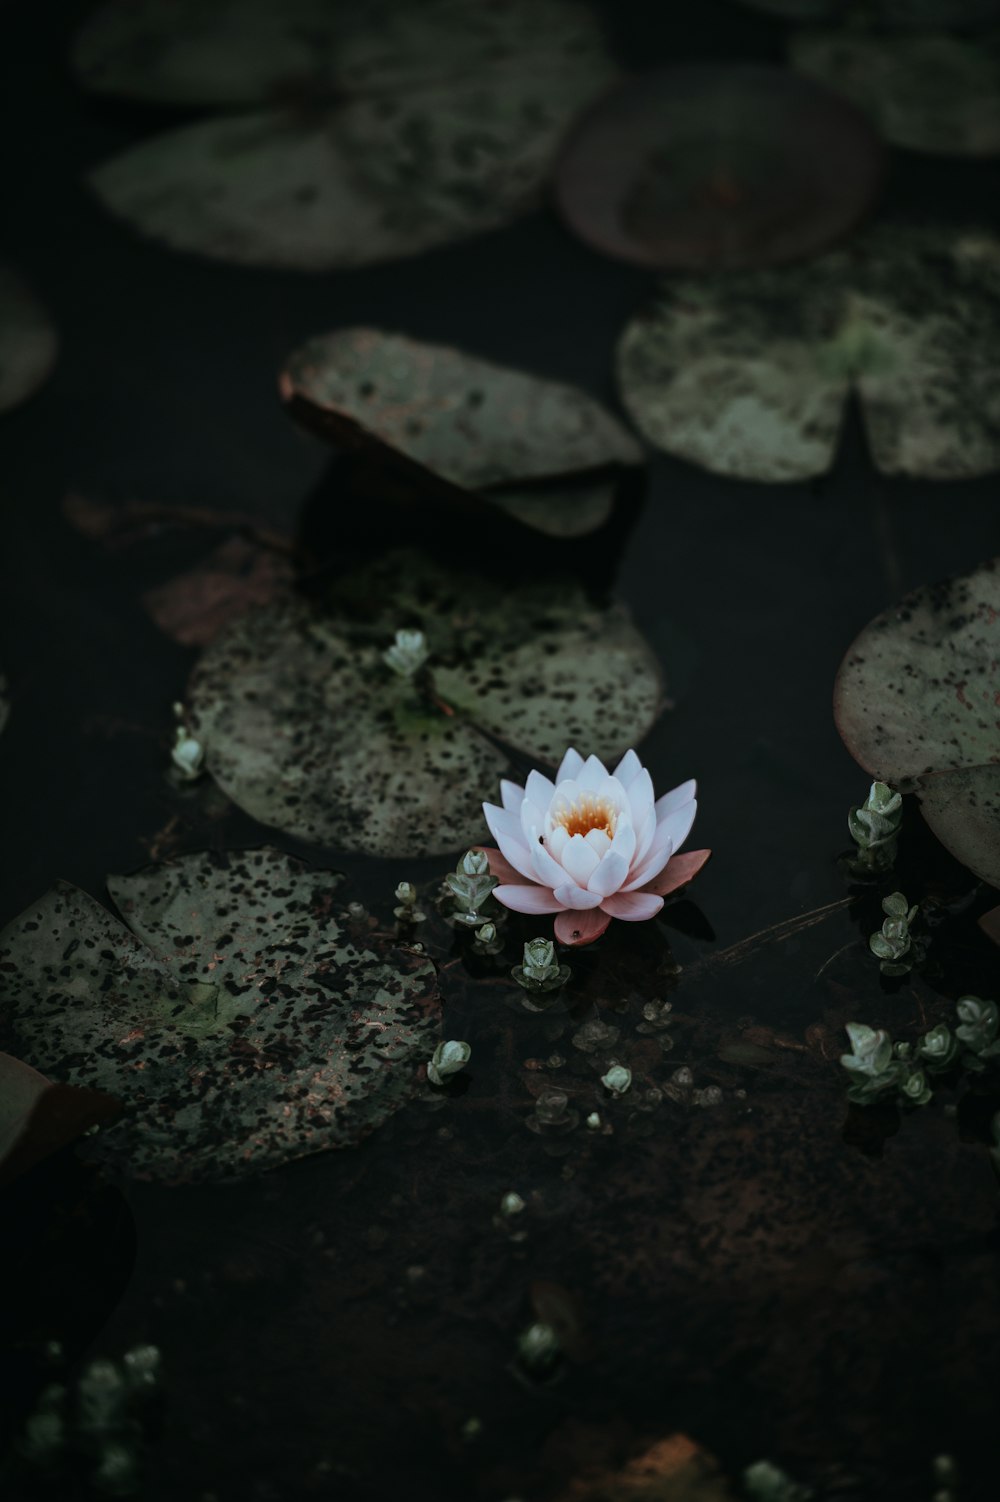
791;28;1000;157
834;556;1000;889
0;849;440;1183
554;64;884;271
83;0;616;270
282;328;642;502
187;552;663;858
0;265;57;413
616;222;1000;482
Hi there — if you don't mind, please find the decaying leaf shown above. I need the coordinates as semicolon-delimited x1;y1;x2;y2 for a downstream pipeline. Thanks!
82;0;616;270
554;64;884;271
834;555;1000;889
0;849;440;1183
790;28;1000;158
552;1432;736;1502
0;265;57;414
187;551;663;857
142;535;295;647
616;222;1000;481
0;1053;119;1188
282;327;641;495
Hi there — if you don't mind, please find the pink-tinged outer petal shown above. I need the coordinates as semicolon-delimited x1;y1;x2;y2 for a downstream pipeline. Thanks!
655;798;697;858
612;748;642;788
622;820;673;890
500;778;526;813
478;847;524;885
587;849;630;897
483;804;535;881
556;748;584;782
553;882;604;910
555;907;612;947
627;768;655;827
494;884;564;914
531;838;569;890
654;779;697;822
599;890;664;921
642;848;711;897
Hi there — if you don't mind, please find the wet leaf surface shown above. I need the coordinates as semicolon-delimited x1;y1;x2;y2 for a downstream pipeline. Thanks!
791;27;1000;158
82;0;616;270
187;551;663;857
554;64;884;271
0;849;441;1182
835;555;1000;888
0;1053;119;1188
616;222;1000;481
0;266;57;415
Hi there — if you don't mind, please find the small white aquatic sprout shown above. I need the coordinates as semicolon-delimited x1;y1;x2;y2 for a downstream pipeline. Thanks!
601;1064;632;1096
586;1111;602;1130
171;704;204;781
427;1039;471;1087
500;1191;525;1218
393;881;426;925
383;628;429;678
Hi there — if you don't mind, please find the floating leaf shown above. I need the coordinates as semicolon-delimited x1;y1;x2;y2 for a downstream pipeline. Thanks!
554;64;883;271
0;1054;119;1188
282;328;641;496
0;849;440;1183
0;265;57;414
83;0;616;270
790;28;1000;158
616;222;1000;481
187;551;663;857
834;556;1000;889
141;535;295;647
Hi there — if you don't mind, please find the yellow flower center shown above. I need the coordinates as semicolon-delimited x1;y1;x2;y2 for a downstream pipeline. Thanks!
553;793;618;841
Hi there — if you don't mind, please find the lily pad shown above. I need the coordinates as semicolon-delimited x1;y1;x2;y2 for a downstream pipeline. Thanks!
834;556;1000;889
0;849;440;1183
0;1054;119;1188
282;328;641;500
82;0;616;270
0;265;57;414
554;64;884;271
790;28;1000;157
187;552;663;857
616;222;1000;482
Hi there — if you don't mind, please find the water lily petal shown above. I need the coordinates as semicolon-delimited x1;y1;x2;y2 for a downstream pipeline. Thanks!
627;767;655;827
654;779;697;823
631;802;657;865
555;907;612;947
609;818;637;869
519;797;547;845
584;828;612;857
587;848;630;897
547;824;569;861
526;769;555;809
643;848;711;897
578;754;610;790
500;778;526;814
562;833;600;886
655;796;697;856
483;804;535;880
600;890;664;921
479;847;524;885
531;837;570;889
553;881;604;910
556;747;584;782
623;819;674;890
612;748;642;788
494;883;563;915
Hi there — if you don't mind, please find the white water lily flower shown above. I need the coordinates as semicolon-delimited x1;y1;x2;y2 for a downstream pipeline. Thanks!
481;748;710;947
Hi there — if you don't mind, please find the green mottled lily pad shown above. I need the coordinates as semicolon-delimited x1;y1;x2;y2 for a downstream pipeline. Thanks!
0;1053;119;1187
791;28;1000;157
834;556;1000;889
282;328;641;499
83;0;615;270
616;223;1000;482
187;552;663;857
0;266;57;414
0;849;440;1183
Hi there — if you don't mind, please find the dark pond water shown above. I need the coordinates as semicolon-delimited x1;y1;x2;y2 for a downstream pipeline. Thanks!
2;2;1000;1499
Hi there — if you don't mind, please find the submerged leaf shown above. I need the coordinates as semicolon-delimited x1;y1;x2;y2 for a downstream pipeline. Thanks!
791;28;1000;158
0;265;57;414
0;849;440;1182
187;552;663;857
0;1053;119;1187
554;64;883;271
834;556;1000;889
83;0;615;270
616;222;1000;481
141;535;295;647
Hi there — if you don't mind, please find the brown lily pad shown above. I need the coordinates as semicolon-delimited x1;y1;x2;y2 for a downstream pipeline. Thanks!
142;534;295;647
0;1054;120;1188
554;64;884;271
617;222;1000;481
834;555;1000;890
791;27;1000;158
0;849;441;1183
0;265;57;414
